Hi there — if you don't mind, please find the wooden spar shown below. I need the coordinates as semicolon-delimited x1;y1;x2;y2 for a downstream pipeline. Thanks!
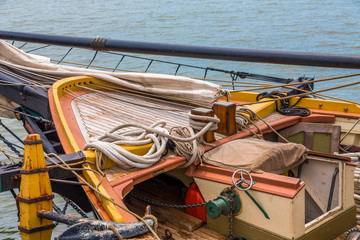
2;30;360;69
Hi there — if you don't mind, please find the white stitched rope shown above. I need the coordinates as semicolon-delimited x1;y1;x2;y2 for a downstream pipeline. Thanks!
83;113;219;169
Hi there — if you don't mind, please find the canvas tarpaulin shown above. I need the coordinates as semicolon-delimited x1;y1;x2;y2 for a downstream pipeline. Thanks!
203;138;308;174
0;40;224;116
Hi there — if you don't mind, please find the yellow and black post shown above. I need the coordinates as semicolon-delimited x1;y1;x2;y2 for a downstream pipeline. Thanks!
17;134;54;240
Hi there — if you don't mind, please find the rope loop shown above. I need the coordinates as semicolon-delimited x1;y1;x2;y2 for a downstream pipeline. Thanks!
84;112;219;169
143;214;158;233
107;224;123;240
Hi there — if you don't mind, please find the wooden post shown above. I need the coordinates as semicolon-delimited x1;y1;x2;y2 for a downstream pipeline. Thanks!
213;101;237;136
191;108;215;143
18;134;54;240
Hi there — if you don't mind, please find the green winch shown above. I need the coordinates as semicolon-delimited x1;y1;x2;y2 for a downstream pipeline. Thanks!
206;188;242;219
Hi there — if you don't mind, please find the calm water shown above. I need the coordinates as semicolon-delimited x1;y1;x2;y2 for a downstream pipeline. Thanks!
0;0;360;238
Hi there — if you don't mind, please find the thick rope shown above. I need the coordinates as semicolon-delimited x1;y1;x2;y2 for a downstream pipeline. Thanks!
236;107;289;143
169;126;204;167
45;153;160;240
84;113;219;169
107;224;123;240
0;146;22;164
84;121;168;169
340;118;360;144
230;72;360;93
235;80;360;108
143;214;158;233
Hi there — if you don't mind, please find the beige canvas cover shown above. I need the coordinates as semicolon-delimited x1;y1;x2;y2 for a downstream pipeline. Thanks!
203;138;308;174
0;40;224;108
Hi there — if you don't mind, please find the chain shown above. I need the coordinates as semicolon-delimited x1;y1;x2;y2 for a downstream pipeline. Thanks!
130;192;208;209
227;212;235;240
222;191;236;240
60;194;88;218
0;133;22;157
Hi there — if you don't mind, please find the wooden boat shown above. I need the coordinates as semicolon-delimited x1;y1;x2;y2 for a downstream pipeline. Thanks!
44;74;358;240
0;31;359;240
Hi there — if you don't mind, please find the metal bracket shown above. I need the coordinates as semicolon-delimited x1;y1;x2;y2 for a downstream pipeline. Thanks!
17;194;54;204
18;223;55;234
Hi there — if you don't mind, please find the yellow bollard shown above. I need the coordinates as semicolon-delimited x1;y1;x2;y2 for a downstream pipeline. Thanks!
18;134;54;240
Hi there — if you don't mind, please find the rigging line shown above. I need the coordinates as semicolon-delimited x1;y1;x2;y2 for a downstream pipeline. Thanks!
0;65;45;86
145;60;153;72
0;119;24;146
0;104;52;123
72;96;161;129
44;153;160;240
231;72;360;93
78;99;188;130
207;68;290;83
70;89;189;130
282;85;357;102
63;89;179;127
340;118;360;143
90;81;213;108
112;55;125;72
25;44;50;53
77;102;188;130
0;82;42;87
51;58;281;88
236;80;360;107
0;61;61;82
57;47;73;65
91;82;208;109
200;77;272;86
51;55;286;85
175;64;181;75
105;51;206;70
75;84;186;112
51;59;137;72
281;85;326;100
18;42;27;49
86;51;99;69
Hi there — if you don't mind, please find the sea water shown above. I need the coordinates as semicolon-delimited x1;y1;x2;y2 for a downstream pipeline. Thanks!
0;0;360;238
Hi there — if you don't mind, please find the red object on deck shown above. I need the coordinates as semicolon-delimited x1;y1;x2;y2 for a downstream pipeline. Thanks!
185;182;207;222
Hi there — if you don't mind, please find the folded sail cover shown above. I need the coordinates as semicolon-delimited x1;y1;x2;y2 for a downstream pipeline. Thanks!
203;138;308;174
0;40;223;106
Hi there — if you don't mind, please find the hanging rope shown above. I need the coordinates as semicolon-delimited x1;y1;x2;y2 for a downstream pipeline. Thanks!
44;153;160;240
236;107;290;143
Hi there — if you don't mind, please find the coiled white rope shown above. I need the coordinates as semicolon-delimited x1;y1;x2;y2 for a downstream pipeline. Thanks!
84;121;169;169
83;112;219;169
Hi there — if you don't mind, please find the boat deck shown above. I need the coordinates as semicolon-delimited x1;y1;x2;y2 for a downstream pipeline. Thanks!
71;88;193;143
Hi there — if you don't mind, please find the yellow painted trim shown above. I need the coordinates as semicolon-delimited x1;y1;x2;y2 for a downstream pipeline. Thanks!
227;90;360;114
293;97;360;114
51;76;154;155
225;91;278;119
51;76;156;222
246;99;276;118
81;164;124;222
